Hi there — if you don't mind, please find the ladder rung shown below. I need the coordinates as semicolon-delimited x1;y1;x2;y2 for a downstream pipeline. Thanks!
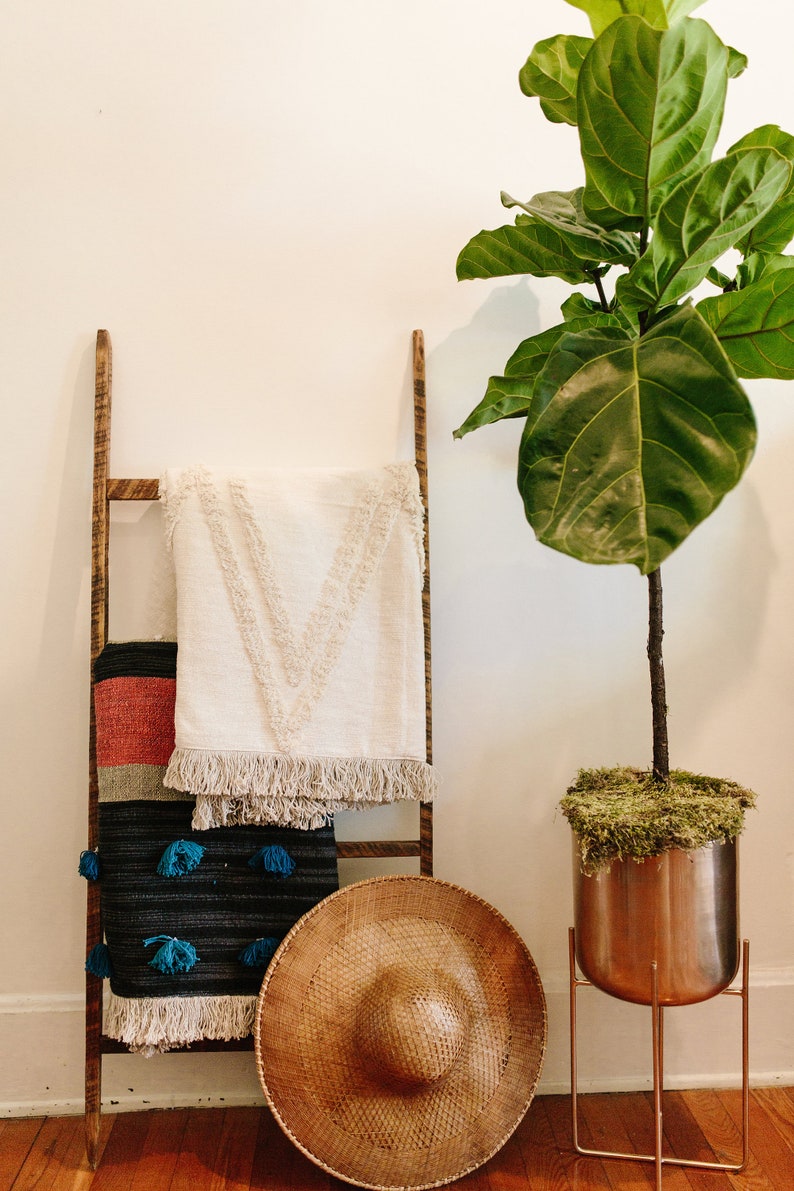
107;478;159;500
336;839;421;859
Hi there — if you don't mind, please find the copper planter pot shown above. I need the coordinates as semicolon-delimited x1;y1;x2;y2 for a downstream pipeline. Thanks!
572;837;740;1006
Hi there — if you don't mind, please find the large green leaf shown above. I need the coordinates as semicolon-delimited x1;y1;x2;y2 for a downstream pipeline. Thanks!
501;188;639;266
453;326;566;439
519;35;592;126
578;17;729;229
517;305;756;573
454;312;627;439
561;293;604;321
456;216;594;284
506;311;627;370
705;265;734;291
562;0;706;34
453;375;535;440
727;46;748;78
616;147;792;311
728;126;794;255
697;262;794;379
736;252;794;289
561;290;640;332
664;0;709;19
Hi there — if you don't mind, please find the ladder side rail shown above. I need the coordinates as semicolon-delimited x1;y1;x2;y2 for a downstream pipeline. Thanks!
85;329;112;1167
413;330;433;876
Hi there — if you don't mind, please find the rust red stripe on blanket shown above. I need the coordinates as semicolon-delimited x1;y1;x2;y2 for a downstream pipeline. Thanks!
94;676;176;766
94;641;178;769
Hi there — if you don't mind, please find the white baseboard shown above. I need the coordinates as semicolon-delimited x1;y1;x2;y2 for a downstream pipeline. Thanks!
2;968;792;1117
1;992;83;1014
535;1072;794;1095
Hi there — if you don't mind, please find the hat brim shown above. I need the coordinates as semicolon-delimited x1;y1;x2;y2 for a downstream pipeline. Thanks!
254;875;547;1190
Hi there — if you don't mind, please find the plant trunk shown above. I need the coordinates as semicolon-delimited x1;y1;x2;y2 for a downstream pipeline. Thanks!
647;568;669;782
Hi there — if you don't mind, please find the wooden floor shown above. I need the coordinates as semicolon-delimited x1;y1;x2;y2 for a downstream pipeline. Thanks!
2;1089;793;1190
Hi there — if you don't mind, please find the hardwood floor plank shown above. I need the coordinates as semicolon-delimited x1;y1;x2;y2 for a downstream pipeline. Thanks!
512;1096;572;1190
0;1119;45;1191
544;1092;613;1190
248;1108;331;1191
9;1114;111;1191
472;1098;563;1191
718;1089;794;1187
612;1092;693;1190
128;1109;190;1191
485;1110;533;1186
206;1108;263;1191
667;1088;745;1172
445;1158;495;1190
9;1116;79;1191
21;1117;79;1190
751;1086;794;1156
90;1112;151;1191
168;1109;226;1191
68;1114;115;1190
653;1091;734;1188
577;1093;656;1189
449;1157;492;1186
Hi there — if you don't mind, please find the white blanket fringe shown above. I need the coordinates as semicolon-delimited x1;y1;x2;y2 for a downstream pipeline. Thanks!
168;750;437;830
104;991;257;1056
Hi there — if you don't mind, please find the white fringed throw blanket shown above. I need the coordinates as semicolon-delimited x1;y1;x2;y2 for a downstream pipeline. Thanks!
161;464;436;830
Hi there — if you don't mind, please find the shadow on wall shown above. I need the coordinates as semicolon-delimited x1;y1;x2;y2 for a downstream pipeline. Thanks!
35;335;96;688
431;277;544;469
15;335;99;979
663;474;774;765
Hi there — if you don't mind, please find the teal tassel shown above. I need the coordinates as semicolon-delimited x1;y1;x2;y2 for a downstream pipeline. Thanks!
144;935;199;974
238;936;280;968
78;850;101;881
85;942;112;978
248;844;295;878
156;839;205;877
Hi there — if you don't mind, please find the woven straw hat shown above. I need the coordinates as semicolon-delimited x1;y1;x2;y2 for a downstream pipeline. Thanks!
254;874;547;1190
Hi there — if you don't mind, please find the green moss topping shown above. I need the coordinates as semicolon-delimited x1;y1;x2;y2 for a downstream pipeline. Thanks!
560;766;756;874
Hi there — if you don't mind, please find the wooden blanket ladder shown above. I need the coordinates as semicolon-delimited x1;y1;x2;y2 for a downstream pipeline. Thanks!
85;329;434;1166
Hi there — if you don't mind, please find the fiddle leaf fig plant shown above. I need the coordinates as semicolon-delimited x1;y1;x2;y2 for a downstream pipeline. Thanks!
455;0;794;846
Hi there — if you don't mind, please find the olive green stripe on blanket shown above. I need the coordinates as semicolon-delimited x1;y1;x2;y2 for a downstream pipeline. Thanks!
98;763;191;803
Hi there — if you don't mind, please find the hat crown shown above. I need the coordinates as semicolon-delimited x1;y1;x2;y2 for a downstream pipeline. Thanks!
357;965;470;1087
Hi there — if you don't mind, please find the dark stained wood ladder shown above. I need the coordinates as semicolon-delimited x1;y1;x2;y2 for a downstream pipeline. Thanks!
84;329;434;1166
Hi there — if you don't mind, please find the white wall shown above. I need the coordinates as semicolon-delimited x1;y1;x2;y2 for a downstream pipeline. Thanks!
2;0;793;1116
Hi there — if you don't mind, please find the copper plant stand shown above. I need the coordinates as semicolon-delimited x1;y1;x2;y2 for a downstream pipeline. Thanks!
568;927;750;1189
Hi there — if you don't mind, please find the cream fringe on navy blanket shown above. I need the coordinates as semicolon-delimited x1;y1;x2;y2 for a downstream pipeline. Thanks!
161;464;436;830
104;990;257;1056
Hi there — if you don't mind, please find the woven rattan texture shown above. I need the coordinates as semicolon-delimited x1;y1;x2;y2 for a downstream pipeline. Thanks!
255;875;547;1191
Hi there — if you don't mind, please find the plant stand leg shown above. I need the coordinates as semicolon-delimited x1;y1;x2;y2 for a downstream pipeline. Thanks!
651;963;663;1190
569;928;750;1182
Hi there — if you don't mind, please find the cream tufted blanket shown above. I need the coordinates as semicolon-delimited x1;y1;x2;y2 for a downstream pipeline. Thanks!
160;464;436;830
